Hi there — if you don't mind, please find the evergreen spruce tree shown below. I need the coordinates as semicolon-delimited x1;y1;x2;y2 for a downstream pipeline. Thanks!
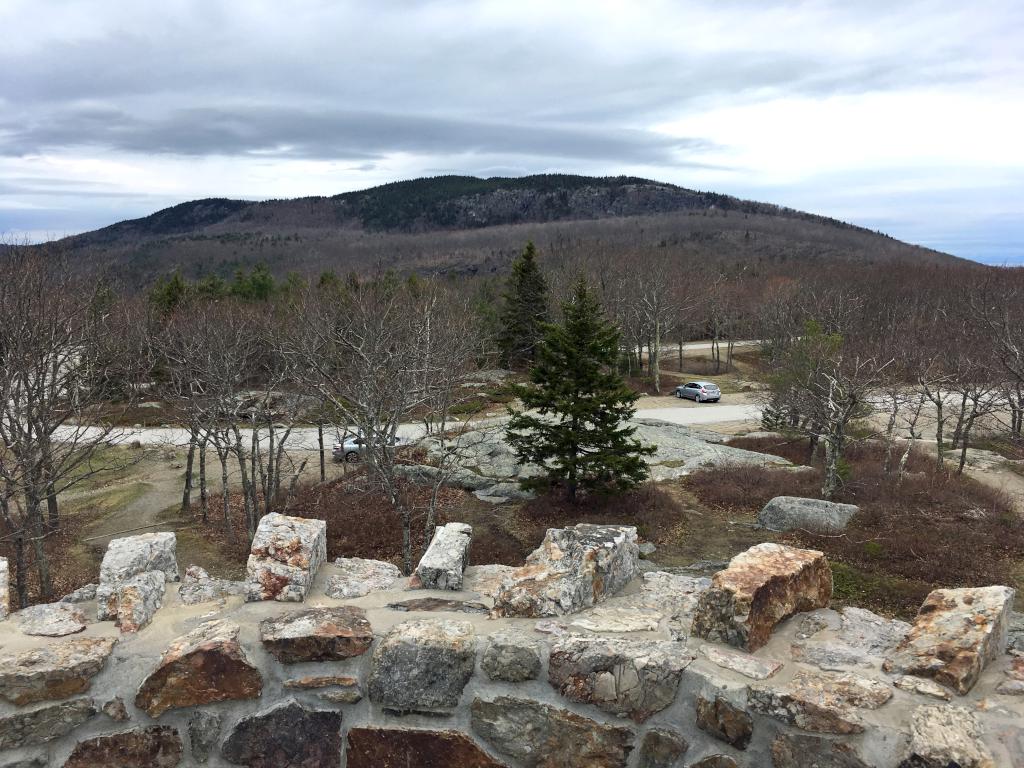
498;241;549;368
506;279;654;502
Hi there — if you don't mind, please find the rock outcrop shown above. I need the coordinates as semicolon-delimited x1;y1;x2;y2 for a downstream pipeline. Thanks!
245;512;327;602
177;565;246;605
103;570;166;633
692;543;832;651
748;670;892;734
0;698;97;750
471;695;635;768
547;636;693;722
347;727;508;768
62;726;183;768
99;532;179;584
14;603;87;637
0;637;116;705
324;557;402;598
221;699;343;768
482;632;542;682
493;524;639;618
411;522;473;590
757;496;859;534
884;585;1014;694
259;606;374;663
135;619;262;717
367;619;476;713
899;705;994;768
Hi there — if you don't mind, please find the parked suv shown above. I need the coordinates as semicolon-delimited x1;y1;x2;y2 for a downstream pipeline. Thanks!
332;434;407;462
674;381;721;403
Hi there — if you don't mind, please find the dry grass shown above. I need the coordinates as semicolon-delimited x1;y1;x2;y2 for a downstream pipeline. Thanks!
686;436;1024;616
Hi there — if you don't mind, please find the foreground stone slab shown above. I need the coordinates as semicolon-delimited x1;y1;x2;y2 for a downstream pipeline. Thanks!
245;512;326;602
62;726;183;768
636;728;688;768
893;674;952;701
0;697;96;750
770;734;871;768
135;619;262;717
15;603;87;637
748;670;892;734
221;699;342;768
548;636;693;723
259;606;373;663
99;532;179;584
411;522;472;590
482;632;542;682
701;645;782;680
324;557;402;598
463;564;516;598
0;556;9;620
695;692;753;749
106;570;166;633
177;565;246;605
0;636;116;705
471;696;634;768
347;727;509;768
492;524;639;618
387;597;488;614
898;705;994;768
884;585;1014;695
692;543;832;651
757;496;859;534
367;619;476;713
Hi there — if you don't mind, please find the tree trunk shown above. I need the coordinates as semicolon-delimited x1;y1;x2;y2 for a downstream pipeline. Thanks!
822;436;841;500
181;437;196;512
934;399;945;470
651;318;662;394
199;438;208;522
951;392;968;448
219;450;235;543
318;423;326;482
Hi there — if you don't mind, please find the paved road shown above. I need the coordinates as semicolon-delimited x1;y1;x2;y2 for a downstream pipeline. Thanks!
60;400;763;450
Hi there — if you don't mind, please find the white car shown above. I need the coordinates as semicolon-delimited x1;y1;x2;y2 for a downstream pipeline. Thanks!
332;434;407;463
674;381;721;403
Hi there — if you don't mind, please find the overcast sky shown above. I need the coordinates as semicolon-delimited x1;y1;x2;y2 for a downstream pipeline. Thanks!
2;0;1022;263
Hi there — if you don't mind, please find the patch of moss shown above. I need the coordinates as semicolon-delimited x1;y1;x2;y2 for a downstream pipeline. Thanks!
829;561;930;620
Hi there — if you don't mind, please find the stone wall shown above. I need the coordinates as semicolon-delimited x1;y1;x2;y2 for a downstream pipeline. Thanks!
0;520;1021;768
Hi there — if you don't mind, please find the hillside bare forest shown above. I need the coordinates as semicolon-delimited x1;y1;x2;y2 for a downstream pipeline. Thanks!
51;175;963;287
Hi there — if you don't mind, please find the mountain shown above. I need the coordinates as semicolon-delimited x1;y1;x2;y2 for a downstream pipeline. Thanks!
53;174;965;284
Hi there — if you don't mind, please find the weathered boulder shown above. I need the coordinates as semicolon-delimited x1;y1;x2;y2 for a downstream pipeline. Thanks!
898;705;994;768
695;692;753;750
411;522;473;590
564;571;710;636
0;698;96;750
62;726;183;768
636;728;687;768
135;619;262;717
346;727;509;768
367;619;476;713
245;512;326;602
187;710;222;765
547;636;693;723
324;557;402;598
794;606;912;671
59;584;97;604
99;532;179;584
0;557;9;620
102;570;166;632
471;695;634;768
757;496;859;534
482;632;542;682
770;733;872;768
884;585;1014;695
692;543;832;651
259;606;373;663
387;597;489;613
177;565;246;605
462;564;516;598
492;524;639;618
0;636;116;705
701;645;782;680
15;603;87;637
748;670;892;735
221;699;343;768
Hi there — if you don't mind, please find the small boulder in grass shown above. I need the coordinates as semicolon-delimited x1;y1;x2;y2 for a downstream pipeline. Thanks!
757;496;859;534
